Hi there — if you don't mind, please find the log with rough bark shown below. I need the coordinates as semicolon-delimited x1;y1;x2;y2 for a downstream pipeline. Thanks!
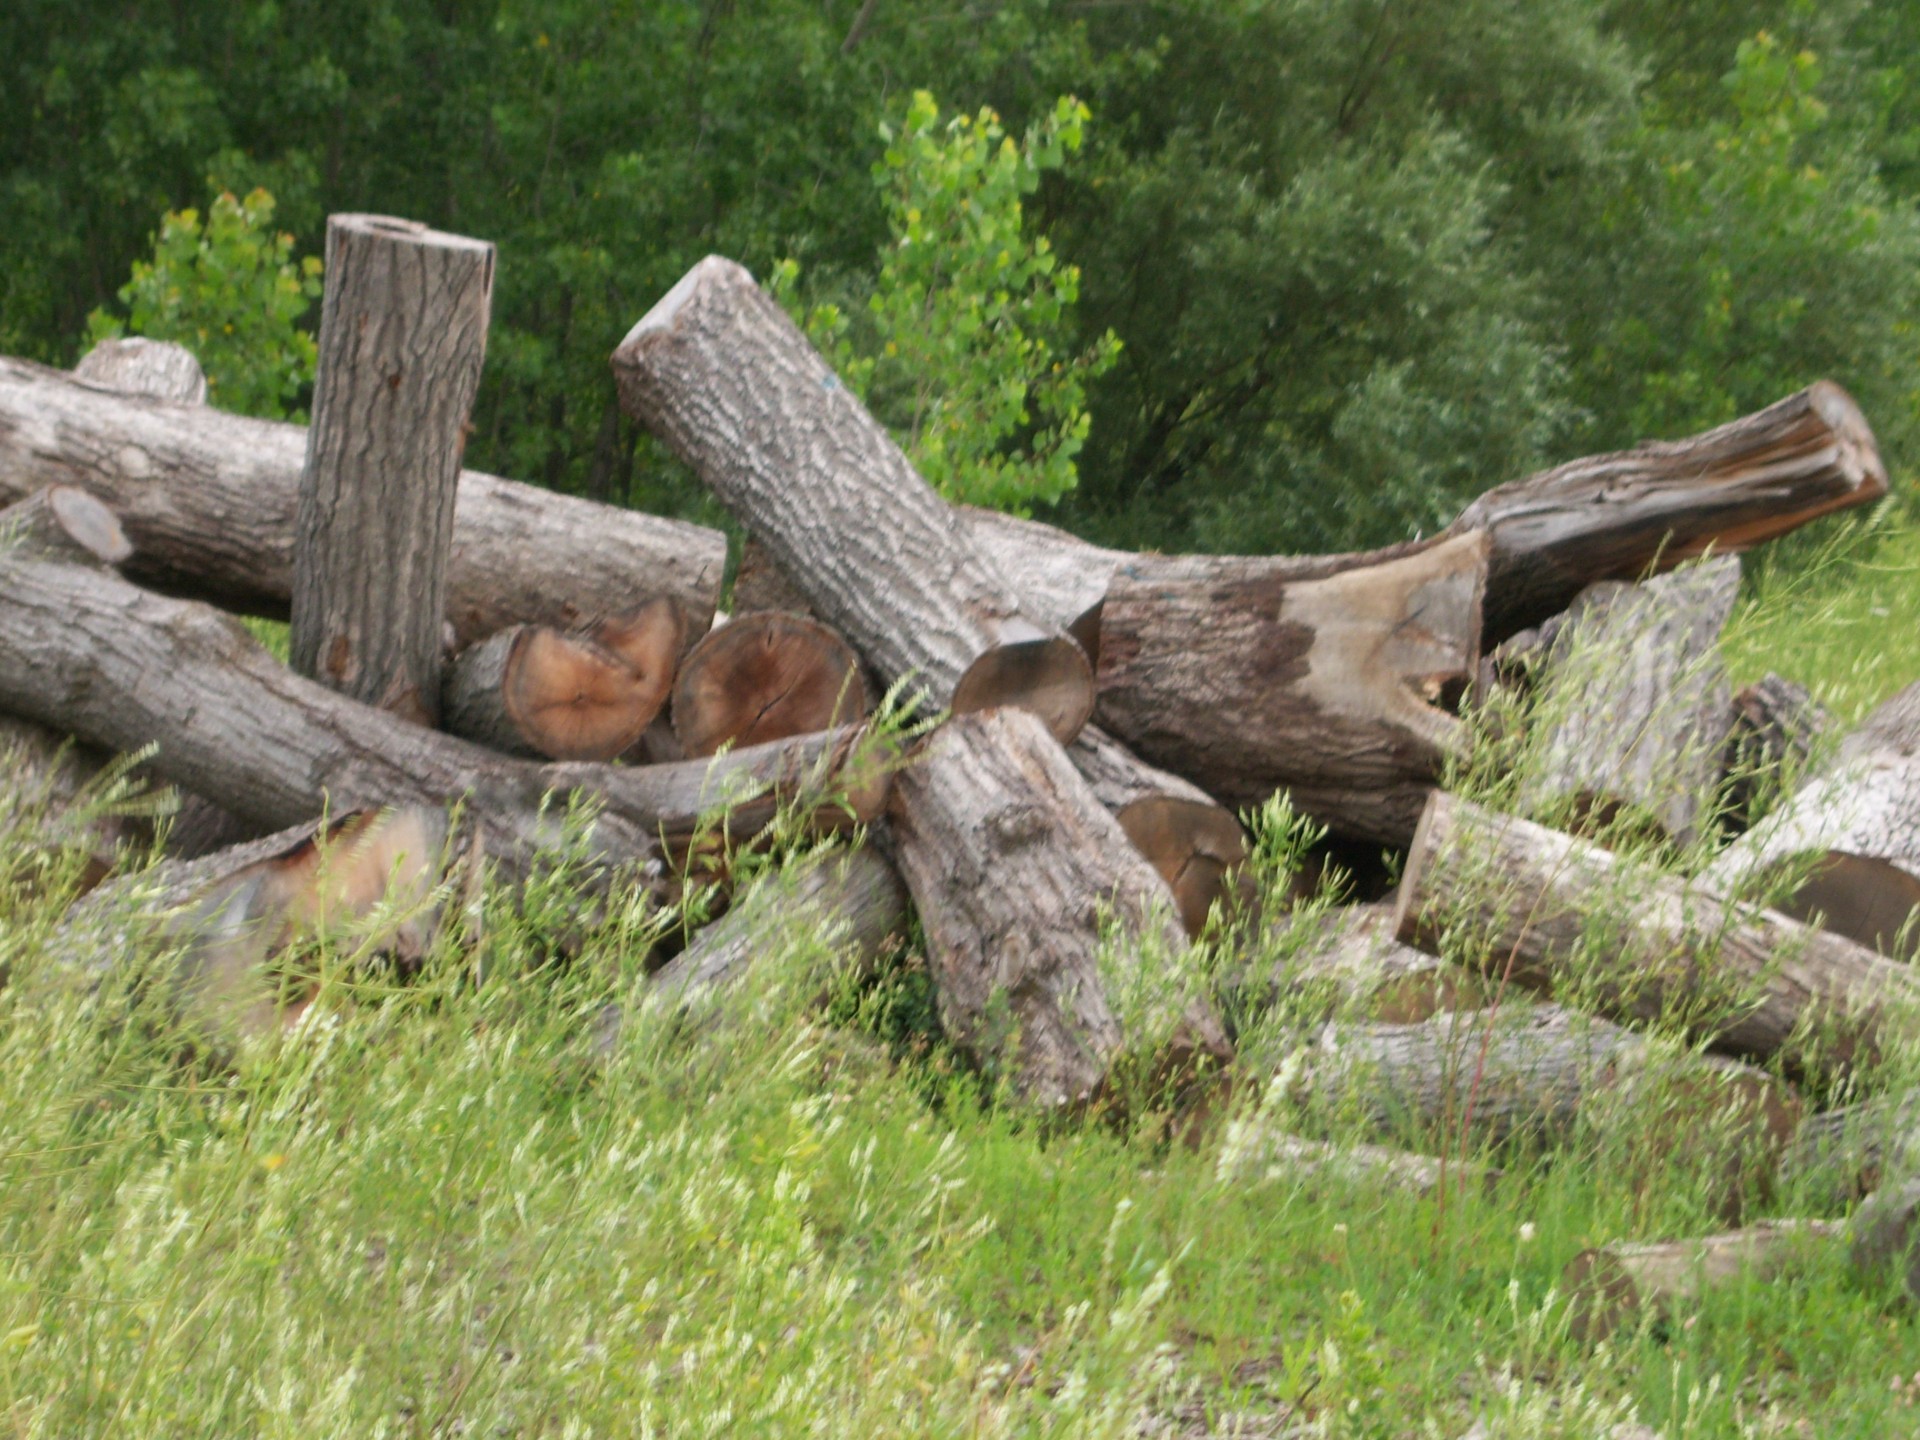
953;505;1130;658
1564;1221;1844;1344
1708;679;1920;959
1394;792;1920;1079
1241;903;1487;1026
1780;1090;1920;1207
886;708;1231;1109
1724;674;1832;829
1453;381;1886;638
1096;530;1488;843
670;610;868;758
442;616;676;763
73;337;208;405
2;483;132;565
0;356;727;643
0;543;891;884
1518;556;1740;846
1065;724;1249;937
1849;1175;1920;1305
290;215;495;724
1214;1120;1499;1196
611;256;1093;741
730;536;819;619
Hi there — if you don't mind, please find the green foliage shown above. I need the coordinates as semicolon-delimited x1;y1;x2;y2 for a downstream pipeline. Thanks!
776;91;1121;513
86;186;321;420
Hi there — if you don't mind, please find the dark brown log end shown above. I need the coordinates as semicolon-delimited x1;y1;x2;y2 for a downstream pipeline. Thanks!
1769;852;1920;961
951;635;1095;744
1115;795;1250;937
671;611;868;758
1563;1248;1640;1345
504;628;663;762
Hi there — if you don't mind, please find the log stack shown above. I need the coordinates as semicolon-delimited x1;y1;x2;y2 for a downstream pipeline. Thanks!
2;238;1910;1320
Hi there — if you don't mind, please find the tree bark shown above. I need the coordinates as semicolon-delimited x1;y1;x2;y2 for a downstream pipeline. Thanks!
0;356;726;643
290;215;495;724
1240;902;1487;1026
1214;1121;1499;1196
1780;1090;1920;1208
1725;674;1832;831
1563;1221;1843;1344
730;536;819;619
1096;530;1488;844
1394;792;1920;1079
0;715;153;892
441;622;673;762
953;505;1130;657
1453;381;1885;638
1849;1175;1920;1306
73;337;208;405
1708;678;1920;959
886;707;1231;1110
2;483;132;565
670;610;868;758
611;256;1093;741
1517;556;1739;846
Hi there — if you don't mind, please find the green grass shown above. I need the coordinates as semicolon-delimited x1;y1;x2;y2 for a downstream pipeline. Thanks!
4;514;1920;1436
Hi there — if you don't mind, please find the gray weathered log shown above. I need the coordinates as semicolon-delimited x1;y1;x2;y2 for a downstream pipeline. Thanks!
0;715;156;891
611;256;1093;741
1519;556;1740;846
1394;792;1920;1079
0;356;726;643
887;707;1231;1109
1214;1121;1498;1197
1097;530;1488;844
1780;1090;1920;1207
1454;381;1886;638
1709;678;1920;959
1725;674;1832;830
1850;1176;1920;1305
2;483;132;565
73;337;207;405
1565;1221;1844;1344
1240;902;1487;1026
290;215;495;724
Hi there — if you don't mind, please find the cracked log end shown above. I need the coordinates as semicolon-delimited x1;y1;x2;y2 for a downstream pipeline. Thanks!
951;634;1095;744
672;610;868;758
503;627;669;762
1115;795;1251;937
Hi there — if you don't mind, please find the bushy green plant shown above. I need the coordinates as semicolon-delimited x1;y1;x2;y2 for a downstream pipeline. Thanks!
86;186;321;420
775;91;1121;513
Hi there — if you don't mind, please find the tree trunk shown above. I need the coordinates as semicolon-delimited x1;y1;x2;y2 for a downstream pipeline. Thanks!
670;610;868;758
1096;530;1488;844
1394;792;1920;1079
1214;1121;1499;1196
1453;381;1885;638
1240;902;1487;1027
886;707;1231;1110
290;215;495;724
1780;1090;1920;1208
0;356;727;643
1517;556;1739;846
442;623;671;762
1708;678;1920;959
1563;1221;1843;1344
73;337;208;405
611;256;1093;741
1066;724;1249;937
1725;674;1832;830
0;545;889;883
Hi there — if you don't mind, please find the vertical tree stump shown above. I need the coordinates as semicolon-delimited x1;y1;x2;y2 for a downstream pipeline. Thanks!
290;214;495;725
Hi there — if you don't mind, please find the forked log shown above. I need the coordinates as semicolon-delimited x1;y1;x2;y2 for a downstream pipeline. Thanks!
1518;556;1739;846
74;337;208;405
1454;381;1886;638
0;356;727;643
887;708;1231;1109
670;611;868;758
1708;678;1920;958
1066;725;1249;937
1394;792;1920;1078
1097;530;1488;843
1214;1121;1498;1196
443;620;673;762
1564;1220;1844;1344
1724;674;1832;829
290;215;495;723
1243;903;1487;1026
611;256;1093;741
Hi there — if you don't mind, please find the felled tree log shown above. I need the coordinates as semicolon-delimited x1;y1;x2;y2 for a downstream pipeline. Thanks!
290;215;495;723
1241;903;1487;1026
0;716;154;892
1394;792;1920;1078
1214;1121;1498;1196
953;505;1130;659
1453;381;1886;638
887;708;1231;1109
1850;1176;1920;1305
1066;724;1249;937
442;619;674;763
670;611;868;758
0;545;889;883
1780;1090;1920;1207
0;356;727;643
1518;556;1740;846
1724;675;1832;830
1708;678;1920;958
730;537;819;619
2;484;132;565
1564;1221;1844;1344
1097;530;1488;844
611;256;1093;741
74;337;208;404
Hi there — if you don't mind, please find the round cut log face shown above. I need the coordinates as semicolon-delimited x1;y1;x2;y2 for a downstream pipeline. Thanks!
1115;795;1250;936
1769;852;1920;961
671;611;869;758
47;486;132;564
951;636;1095;744
505;628;666;762
589;595;690;674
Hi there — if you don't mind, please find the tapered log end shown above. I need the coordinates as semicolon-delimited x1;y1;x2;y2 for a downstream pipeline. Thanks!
614;255;753;358
951;636;1095;744
672;611;868;758
504;627;666;762
1768;852;1920;961
1116;796;1250;937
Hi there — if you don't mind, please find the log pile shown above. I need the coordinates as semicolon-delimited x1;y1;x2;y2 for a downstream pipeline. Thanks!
4;239;1914;1302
